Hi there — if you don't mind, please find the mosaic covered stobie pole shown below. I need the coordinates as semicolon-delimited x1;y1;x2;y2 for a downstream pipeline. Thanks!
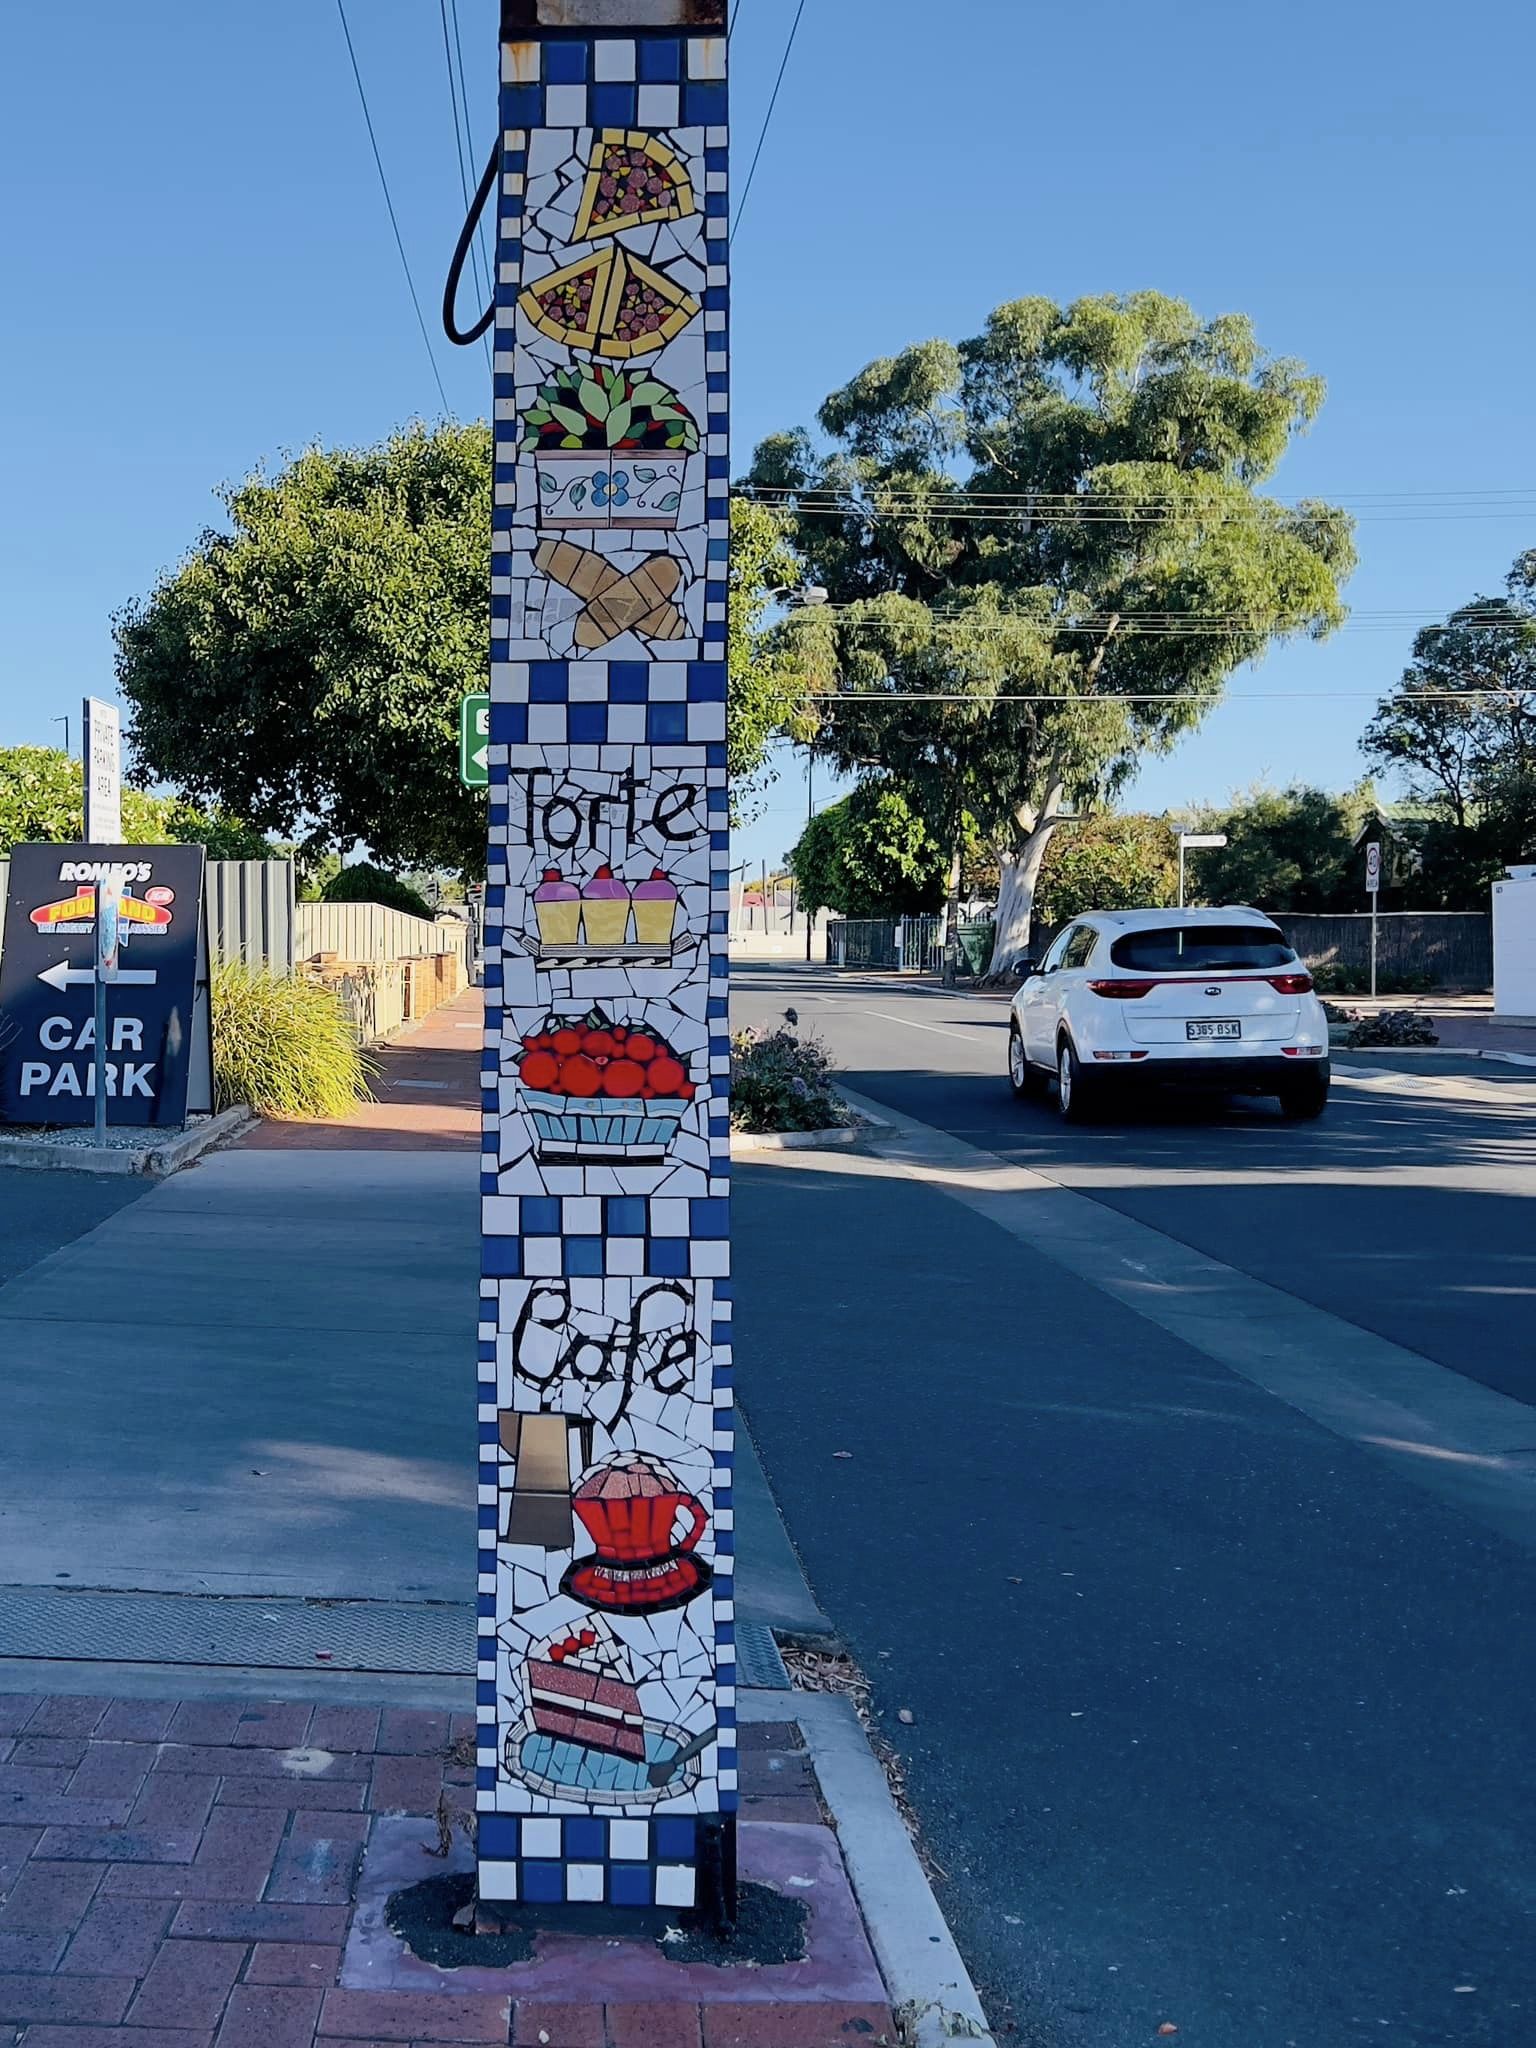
476;0;732;1922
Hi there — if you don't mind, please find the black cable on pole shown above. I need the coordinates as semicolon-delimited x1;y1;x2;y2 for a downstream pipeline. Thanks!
732;0;807;248
336;0;451;411
438;0;493;372
444;141;500;347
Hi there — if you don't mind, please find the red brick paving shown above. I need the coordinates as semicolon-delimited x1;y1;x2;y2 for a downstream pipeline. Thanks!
0;1696;893;2046
240;994;483;1154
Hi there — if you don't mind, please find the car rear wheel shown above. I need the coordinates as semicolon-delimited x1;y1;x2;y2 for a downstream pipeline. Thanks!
1009;1024;1046;1100
1056;1039;1100;1123
1277;1069;1330;1120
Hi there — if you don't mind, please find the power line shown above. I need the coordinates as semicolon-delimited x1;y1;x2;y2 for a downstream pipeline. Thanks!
438;0;493;374
335;0;451;413
732;0;808;248
449;0;497;333
805;690;1536;704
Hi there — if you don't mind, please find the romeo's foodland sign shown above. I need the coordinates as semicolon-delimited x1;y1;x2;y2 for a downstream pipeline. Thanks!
0;844;206;1127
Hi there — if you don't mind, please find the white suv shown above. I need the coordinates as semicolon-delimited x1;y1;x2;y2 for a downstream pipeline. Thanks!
1007;907;1330;1121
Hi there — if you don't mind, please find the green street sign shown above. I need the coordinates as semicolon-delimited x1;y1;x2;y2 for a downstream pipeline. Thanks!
460;693;490;789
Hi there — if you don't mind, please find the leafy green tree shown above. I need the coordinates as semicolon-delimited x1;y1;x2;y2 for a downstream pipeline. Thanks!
789;782;951;917
1035;813;1178;926
115;427;808;874
1180;784;1372;912
748;293;1355;970
1362;557;1536;843
728;499;817;821
322;861;434;919
0;746;267;860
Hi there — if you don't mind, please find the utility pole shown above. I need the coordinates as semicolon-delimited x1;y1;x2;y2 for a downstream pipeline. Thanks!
456;0;734;1931
804;747;815;963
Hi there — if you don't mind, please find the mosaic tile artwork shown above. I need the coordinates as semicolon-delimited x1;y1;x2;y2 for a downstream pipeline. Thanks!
479;13;730;1915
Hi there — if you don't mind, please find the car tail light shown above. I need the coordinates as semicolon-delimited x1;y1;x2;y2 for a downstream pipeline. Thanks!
1087;979;1157;999
1092;1049;1151;1061
1268;973;1314;994
1282;1044;1326;1057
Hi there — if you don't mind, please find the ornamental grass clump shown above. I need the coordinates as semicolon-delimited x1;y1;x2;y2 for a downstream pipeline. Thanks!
212;963;376;1119
730;1023;852;1134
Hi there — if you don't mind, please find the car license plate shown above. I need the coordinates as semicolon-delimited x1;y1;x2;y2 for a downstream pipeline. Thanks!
1187;1020;1241;1040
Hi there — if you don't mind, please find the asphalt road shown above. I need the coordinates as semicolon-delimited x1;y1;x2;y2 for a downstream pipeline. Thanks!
731;965;1536;2048
0;1165;152;1288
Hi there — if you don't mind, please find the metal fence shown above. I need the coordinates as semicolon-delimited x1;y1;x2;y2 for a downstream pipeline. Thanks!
295;901;471;976
826;915;947;973
1272;912;1492;989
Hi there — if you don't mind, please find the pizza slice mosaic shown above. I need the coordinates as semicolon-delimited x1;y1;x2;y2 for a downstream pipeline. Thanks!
481;24;729;1912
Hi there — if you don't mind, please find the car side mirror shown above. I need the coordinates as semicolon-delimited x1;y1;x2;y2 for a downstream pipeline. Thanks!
1019;959;1039;977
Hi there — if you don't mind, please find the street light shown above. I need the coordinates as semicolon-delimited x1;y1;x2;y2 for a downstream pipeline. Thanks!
1177;832;1228;909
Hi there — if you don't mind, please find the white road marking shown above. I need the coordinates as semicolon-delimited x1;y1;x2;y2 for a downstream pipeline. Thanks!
860;1009;988;1044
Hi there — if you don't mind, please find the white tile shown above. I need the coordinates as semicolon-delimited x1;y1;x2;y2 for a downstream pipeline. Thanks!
566;1863;605;1902
544;84;588;125
690;1241;729;1277
608;704;647;743
654;1865;696;1909
593;39;636;80
689;36;727;80
637;84;680;128
650;1197;690;1237
523;1237;562;1277
478;1861;519;1899
520;1816;562;1857
482;1195;520;1235
528;705;566;744
609;1818;649;1860
561;1196;602;1235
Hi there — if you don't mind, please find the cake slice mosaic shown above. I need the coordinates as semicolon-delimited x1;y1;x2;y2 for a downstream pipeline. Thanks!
479;10;731;1914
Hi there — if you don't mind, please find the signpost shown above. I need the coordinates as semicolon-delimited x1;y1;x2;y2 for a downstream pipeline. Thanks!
1178;831;1228;909
1366;840;1382;998
460;693;490;789
82;698;122;844
0;844;206;1129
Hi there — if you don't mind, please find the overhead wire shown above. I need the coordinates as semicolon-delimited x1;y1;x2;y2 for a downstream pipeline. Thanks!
335;0;451;412
732;0;808;247
438;0;493;374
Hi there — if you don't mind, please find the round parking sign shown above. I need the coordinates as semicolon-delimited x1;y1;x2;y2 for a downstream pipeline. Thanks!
146;886;175;906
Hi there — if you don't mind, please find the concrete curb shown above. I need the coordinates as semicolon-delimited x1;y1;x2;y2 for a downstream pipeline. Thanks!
0;1104;253;1177
742;1690;995;2048
730;1123;860;1154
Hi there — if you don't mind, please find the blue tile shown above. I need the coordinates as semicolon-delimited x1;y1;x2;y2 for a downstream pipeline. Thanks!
648;1238;689;1278
606;1196;647;1237
647;703;687;744
568;702;608;744
476;1679;497;1704
478;1816;519;1859
476;1765;496;1790
480;1173;499;1195
490;704;527;744
489;805;508;827
523;1196;560;1235
609;1864;652;1907
530;662;569;702
591;83;637;126
705;146;727;172
565;1816;606;1860
688;662;727;701
484;1239;522;1280
609;661;649;703
502;84;544;127
705;191;729;218
654;1817;696;1861
690;1198;729;1240
477;1506;496;1531
563;1236;604;1277
522;1861;564;1905
638;37;682;80
684;81;727;125
543;40;588;81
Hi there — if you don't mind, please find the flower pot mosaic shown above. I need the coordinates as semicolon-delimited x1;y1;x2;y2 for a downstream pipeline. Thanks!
523;366;698;531
516;1007;697;1164
530;863;681;962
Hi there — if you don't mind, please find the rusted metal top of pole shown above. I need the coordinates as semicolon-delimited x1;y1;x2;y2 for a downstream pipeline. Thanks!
502;0;725;31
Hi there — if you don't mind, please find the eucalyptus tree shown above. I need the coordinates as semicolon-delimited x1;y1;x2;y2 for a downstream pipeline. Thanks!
745;293;1356;970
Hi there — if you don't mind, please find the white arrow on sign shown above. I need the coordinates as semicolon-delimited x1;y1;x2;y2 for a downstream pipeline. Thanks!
468;743;489;775
38;960;157;991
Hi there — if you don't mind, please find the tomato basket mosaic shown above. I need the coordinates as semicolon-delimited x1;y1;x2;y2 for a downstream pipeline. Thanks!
515;1007;699;1163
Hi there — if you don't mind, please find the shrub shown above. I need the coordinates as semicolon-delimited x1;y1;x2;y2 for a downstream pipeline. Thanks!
323;861;434;919
212;963;376;1118
730;1023;851;1133
1341;1007;1440;1048
1311;962;1435;996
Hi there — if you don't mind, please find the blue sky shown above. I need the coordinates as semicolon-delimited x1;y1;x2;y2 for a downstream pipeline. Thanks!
3;0;1533;875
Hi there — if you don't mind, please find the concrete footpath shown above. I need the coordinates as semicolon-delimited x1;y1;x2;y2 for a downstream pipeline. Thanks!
0;993;989;2048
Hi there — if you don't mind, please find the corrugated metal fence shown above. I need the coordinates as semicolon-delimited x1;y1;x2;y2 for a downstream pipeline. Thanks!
0;858;297;974
294;902;470;976
1272;912;1493;989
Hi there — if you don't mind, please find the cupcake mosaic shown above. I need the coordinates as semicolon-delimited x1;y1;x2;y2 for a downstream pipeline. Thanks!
530;864;681;961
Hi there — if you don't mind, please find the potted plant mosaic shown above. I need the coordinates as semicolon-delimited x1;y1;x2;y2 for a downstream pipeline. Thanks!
521;365;699;530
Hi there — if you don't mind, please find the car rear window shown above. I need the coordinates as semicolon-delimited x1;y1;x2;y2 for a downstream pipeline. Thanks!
1108;925;1295;972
